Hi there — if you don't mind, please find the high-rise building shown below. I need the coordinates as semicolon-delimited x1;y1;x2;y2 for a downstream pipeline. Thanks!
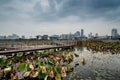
81;29;84;37
111;28;118;38
74;31;80;37
88;32;93;39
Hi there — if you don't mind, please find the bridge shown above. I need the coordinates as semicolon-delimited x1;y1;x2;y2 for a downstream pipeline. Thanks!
0;40;75;55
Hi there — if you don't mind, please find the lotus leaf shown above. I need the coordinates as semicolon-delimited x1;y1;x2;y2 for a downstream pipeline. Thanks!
18;63;27;71
23;71;31;77
17;52;23;57
74;53;79;57
55;74;61;80
4;67;11;74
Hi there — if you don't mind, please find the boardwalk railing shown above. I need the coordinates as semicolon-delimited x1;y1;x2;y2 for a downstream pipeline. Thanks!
0;41;75;55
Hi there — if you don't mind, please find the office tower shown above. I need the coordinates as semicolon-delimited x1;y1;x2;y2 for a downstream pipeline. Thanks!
81;29;84;37
111;28;117;38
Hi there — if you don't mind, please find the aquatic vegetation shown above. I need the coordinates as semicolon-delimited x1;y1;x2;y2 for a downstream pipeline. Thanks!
4;67;12;74
85;40;120;53
0;40;119;79
0;49;76;80
16;52;23;57
18;63;27;71
23;71;31;78
74;53;79;57
81;58;86;65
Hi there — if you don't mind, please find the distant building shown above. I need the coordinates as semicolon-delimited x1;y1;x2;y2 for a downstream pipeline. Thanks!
60;33;75;40
81;29;84;37
111;28;119;39
88;32;93;39
41;35;49;40
50;35;59;40
6;34;19;39
36;35;42;40
0;36;6;39
21;35;25;39
74;31;80;37
111;28;117;38
95;33;99;38
60;34;68;40
69;33;75;40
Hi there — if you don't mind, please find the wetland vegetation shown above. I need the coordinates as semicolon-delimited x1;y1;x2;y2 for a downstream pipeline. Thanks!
0;40;120;80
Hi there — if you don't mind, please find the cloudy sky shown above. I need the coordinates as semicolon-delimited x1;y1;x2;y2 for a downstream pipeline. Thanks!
0;0;120;37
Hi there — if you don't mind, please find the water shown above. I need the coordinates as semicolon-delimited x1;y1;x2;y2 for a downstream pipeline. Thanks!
0;47;120;80
64;47;120;80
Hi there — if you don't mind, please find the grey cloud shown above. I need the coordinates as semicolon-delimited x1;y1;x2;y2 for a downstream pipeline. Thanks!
58;0;120;20
0;0;120;22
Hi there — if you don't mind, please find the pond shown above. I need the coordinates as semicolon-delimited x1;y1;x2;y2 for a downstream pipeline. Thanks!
0;47;120;80
64;47;120;80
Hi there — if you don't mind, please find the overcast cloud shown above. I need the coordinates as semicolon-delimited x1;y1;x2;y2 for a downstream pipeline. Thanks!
0;0;120;37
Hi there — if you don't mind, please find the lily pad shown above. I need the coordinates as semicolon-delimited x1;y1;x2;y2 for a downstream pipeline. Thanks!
54;66;61;74
35;59;41;66
18;63;27;71
74;53;79;57
38;71;46;79
32;71;39;78
4;67;12;74
0;58;6;66
55;74;61;80
23;71;31;77
17;52;23;57
47;58;56;66
66;65;73;72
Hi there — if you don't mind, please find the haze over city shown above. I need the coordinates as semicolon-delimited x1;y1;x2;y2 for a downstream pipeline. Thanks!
0;0;120;37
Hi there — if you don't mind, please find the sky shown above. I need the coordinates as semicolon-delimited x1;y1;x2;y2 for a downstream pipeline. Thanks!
0;0;120;37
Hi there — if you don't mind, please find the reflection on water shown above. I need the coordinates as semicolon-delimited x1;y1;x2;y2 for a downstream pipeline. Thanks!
64;47;120;80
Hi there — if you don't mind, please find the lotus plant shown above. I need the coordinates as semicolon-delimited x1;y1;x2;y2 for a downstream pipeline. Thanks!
42;66;47;74
49;70;55;78
61;67;66;78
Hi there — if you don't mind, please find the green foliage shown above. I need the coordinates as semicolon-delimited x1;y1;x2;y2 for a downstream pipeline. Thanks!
18;63;27;71
55;74;61;80
47;58;56;66
38;71;46;79
17;52;23;57
54;66;61;74
0;58;7;67
74;53;79;57
35;59;45;66
66;65;73;72
35;59;41;66
41;50;50;57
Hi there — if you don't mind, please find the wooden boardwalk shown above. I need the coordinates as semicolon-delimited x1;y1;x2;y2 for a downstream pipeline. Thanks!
0;45;74;55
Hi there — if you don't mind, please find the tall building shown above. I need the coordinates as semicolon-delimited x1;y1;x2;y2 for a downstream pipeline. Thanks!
74;31;80;37
88;32;93;39
111;28;118;38
81;29;84;37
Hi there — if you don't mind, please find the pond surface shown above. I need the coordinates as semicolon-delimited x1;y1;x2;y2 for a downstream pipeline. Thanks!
0;47;120;80
64;47;120;80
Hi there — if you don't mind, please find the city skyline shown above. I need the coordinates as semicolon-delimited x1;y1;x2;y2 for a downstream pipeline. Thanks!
0;28;119;40
0;0;120;37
